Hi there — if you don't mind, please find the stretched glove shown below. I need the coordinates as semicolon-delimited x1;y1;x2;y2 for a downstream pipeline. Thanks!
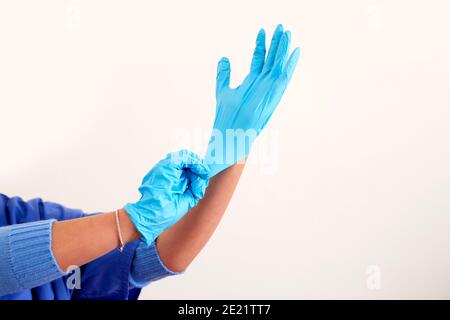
124;150;209;245
205;24;300;176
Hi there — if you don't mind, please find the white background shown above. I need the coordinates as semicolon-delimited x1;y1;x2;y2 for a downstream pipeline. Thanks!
1;0;450;299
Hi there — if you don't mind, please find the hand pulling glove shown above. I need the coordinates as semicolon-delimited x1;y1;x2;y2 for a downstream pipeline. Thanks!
125;150;209;245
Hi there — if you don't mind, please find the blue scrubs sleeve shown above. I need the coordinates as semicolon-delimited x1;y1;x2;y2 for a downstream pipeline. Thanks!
0;194;141;300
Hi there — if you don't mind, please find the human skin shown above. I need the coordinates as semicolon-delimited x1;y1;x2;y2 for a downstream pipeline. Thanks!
52;161;245;272
53;24;298;272
52;208;140;271
157;160;246;272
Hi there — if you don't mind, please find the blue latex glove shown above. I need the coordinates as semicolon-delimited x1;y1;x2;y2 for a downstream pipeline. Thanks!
205;24;300;176
124;150;209;245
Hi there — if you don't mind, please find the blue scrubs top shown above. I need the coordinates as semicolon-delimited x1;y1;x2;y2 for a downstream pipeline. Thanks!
0;194;141;300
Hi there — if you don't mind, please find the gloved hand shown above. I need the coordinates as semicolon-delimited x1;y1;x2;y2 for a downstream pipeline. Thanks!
124;150;209;245
206;24;300;176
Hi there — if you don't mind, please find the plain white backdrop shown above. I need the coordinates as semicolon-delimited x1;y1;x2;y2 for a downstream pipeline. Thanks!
1;0;450;299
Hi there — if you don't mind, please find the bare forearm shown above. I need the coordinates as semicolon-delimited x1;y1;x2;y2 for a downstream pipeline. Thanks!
157;161;246;272
52;208;141;271
53;161;245;273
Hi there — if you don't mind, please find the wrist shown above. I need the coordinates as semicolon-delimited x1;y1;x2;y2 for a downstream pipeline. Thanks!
118;208;141;244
